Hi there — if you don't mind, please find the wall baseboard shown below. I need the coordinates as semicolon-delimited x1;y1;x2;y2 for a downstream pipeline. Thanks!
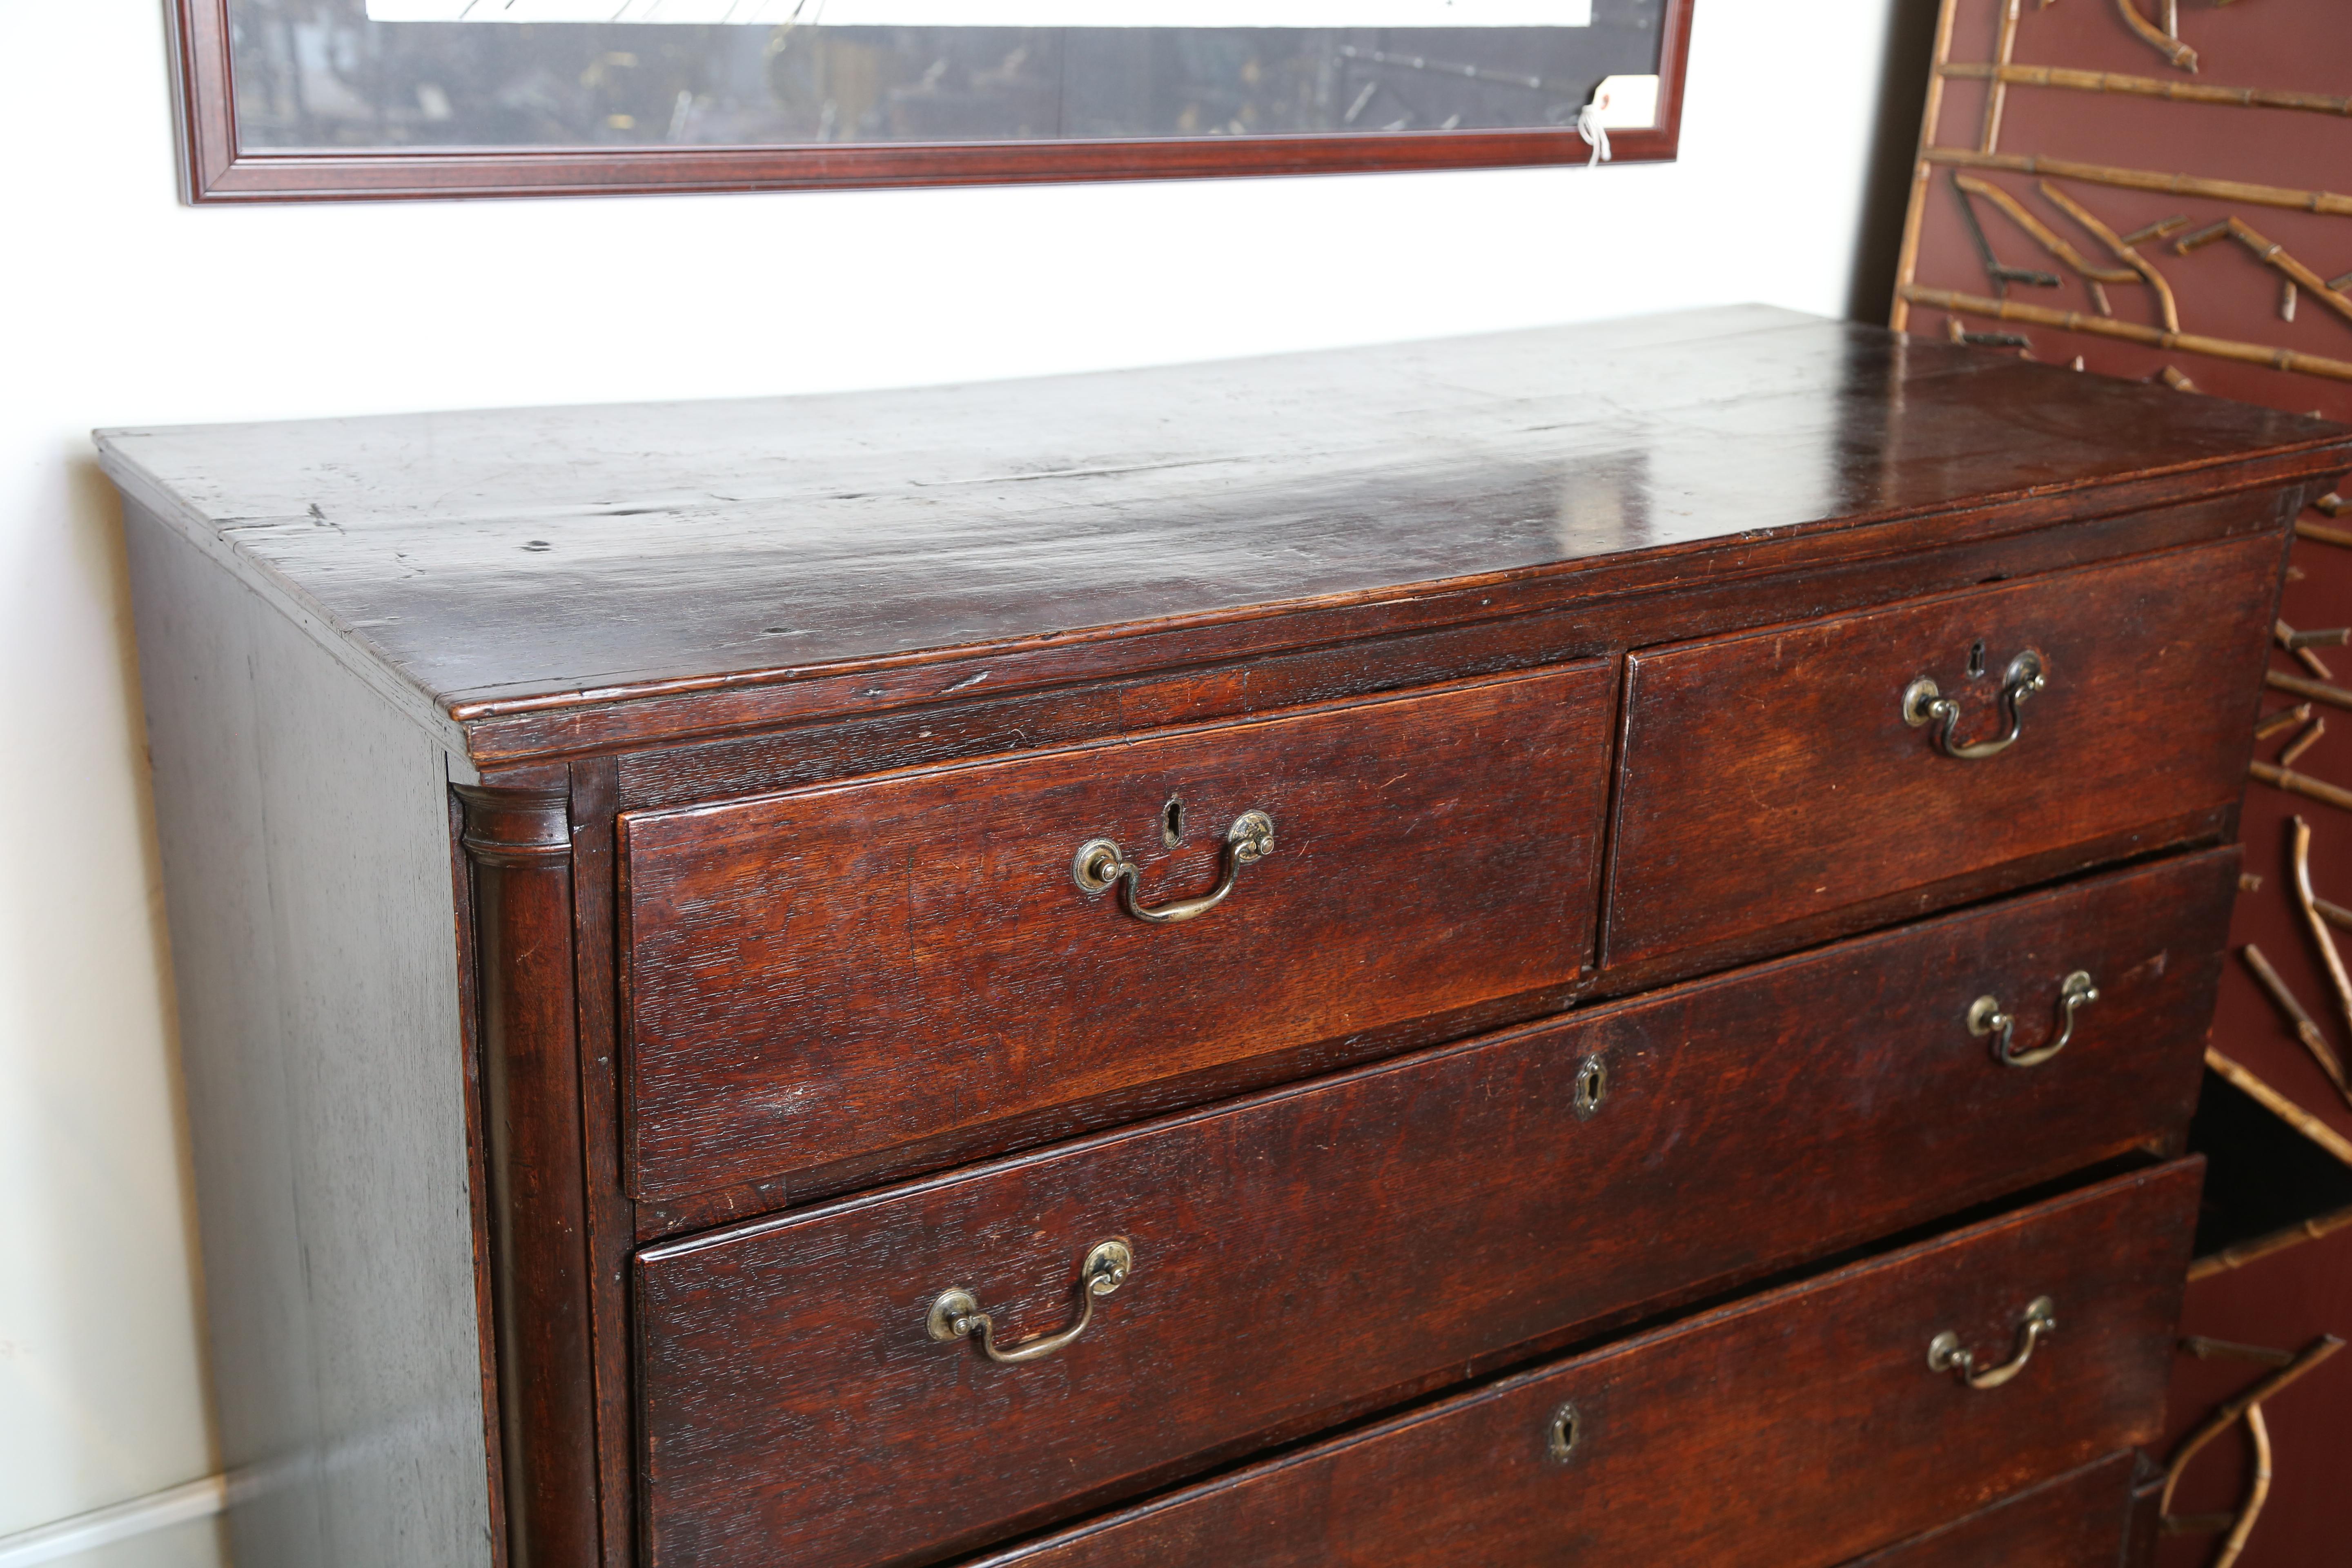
0;1477;226;1568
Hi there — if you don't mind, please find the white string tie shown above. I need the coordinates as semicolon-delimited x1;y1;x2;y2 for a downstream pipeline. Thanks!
1576;102;1612;167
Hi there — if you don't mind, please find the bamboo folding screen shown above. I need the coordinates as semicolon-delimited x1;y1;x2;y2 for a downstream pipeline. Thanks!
1895;7;2352;1564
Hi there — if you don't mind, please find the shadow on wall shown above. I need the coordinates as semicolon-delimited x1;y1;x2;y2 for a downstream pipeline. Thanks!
1847;0;1942;323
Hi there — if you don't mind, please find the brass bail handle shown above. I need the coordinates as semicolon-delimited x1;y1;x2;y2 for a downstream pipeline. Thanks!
1968;970;2099;1068
1073;810;1275;925
1902;648;2047;760
1929;1296;2057;1390
927;1239;1134;1365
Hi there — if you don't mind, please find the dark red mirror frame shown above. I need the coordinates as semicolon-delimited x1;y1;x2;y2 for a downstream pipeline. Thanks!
166;0;1691;203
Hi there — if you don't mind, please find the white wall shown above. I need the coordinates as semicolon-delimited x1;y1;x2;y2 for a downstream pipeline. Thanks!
0;3;1903;1562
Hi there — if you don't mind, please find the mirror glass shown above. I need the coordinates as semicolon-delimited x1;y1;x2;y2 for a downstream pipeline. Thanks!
223;0;1670;151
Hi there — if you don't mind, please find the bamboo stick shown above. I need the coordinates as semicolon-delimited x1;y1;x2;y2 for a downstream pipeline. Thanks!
2178;216;2352;330
2238;942;2349;1098
1981;0;2023;153
2275;618;2336;679
2250;760;2352;817
2204;1046;2352;1167
2314;891;2352;931
2262;669;2352;711
2124;214;2193;245
2183;1336;2298;1365
2297;519;2352;548
2285;626;2351;650
2114;0;2198;71
2317;492;2350;518
1955;174;2140;281
1890;0;1966;332
1921;146;2352;220
2161;365;2199;392
2189;1203;2352;1281
2160;1333;2343;1516
1900;285;2352;381
2209;1404;2271;1568
2281;716;2326;768
2287;818;2352;1105
2256;702;2314;738
1940;60;2352;117
2038;181;2180;330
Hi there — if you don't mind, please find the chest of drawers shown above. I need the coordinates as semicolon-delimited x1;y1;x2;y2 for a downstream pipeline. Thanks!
102;305;2350;1568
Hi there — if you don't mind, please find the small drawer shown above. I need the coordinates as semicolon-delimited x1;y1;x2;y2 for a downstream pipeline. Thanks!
632;851;2231;1568
620;664;1617;1200
969;1163;2200;1568
1604;532;2279;977
1837;1453;2146;1568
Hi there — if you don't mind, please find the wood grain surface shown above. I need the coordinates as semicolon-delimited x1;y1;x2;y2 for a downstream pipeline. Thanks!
1607;531;2283;970
457;784;604;1568
967;1162;2202;1568
1834;1453;2142;1568
124;502;497;1567
92;309;2350;765
620;664;1613;1198
631;851;2232;1568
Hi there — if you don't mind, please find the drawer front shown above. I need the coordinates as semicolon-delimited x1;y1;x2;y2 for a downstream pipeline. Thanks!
971;1163;2201;1568
1837;1453;2141;1568
1605;532;2279;974
633;851;2232;1568
621;664;1615;1199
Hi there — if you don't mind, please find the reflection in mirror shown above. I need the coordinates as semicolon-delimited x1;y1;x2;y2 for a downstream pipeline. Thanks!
225;0;1668;151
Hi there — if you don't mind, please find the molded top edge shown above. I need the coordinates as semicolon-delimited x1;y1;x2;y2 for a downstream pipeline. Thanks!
97;305;2350;754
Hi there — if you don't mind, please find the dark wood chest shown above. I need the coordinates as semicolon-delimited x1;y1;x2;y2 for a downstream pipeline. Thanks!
101;305;2352;1568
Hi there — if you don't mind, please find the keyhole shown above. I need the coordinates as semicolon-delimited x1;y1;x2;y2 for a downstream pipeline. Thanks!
1161;796;1185;849
1573;1055;1610;1119
1546;1401;1581;1462
1967;639;1987;679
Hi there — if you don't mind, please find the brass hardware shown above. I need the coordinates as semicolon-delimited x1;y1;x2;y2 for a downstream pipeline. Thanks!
1160;795;1185;849
1969;970;2098;1067
927;1239;1133;1365
1545;1401;1581;1462
1572;1055;1610;1120
1929;1296;2057;1390
1073;810;1274;925
1903;648;2047;760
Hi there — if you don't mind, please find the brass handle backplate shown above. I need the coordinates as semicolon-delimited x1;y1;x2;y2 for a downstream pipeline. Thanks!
927;1239;1133;1365
1903;648;2047;760
1073;810;1274;925
1969;971;2098;1068
1929;1295;2057;1390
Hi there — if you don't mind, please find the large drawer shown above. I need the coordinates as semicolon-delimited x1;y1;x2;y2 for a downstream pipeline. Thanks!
1838;1453;2147;1568
1604;531;2279;976
632;851;2233;1568
970;1163;2200;1568
620;664;1616;1200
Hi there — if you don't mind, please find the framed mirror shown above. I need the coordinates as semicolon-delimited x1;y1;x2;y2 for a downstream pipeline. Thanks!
167;0;1691;200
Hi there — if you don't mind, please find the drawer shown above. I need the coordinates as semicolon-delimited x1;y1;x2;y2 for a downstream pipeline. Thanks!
633;851;2232;1568
1604;532;2279;976
620;664;1616;1200
1838;1453;2145;1568
968;1162;2200;1568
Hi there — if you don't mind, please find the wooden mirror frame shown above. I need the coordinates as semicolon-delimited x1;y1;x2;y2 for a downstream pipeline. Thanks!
165;0;1691;202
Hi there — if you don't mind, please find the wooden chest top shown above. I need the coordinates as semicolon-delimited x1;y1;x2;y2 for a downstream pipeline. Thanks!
95;305;2347;766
